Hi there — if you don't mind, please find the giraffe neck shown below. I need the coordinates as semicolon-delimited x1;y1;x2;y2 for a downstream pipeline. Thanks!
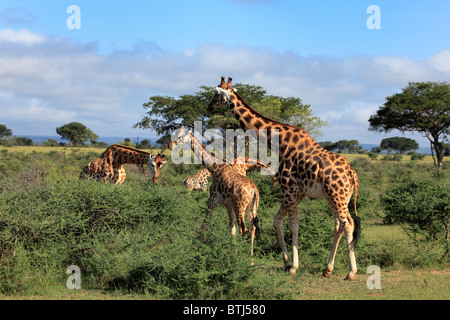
228;91;312;152
107;144;151;165
189;133;221;170
229;92;284;136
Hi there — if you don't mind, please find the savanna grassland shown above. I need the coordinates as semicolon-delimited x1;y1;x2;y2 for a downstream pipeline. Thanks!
0;146;449;300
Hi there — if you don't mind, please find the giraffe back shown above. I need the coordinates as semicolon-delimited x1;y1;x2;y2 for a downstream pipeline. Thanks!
183;168;211;191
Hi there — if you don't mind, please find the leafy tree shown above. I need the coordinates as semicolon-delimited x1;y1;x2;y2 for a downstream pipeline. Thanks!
370;146;382;154
119;138;135;148
135;83;328;139
334;139;362;154
41;139;60;147
56;122;98;146
135;139;153;149
369;81;450;169
0;124;12;140
380;137;419;154
318;141;337;151
443;143;450;156
90;140;109;149
13;137;35;146
134;91;210;138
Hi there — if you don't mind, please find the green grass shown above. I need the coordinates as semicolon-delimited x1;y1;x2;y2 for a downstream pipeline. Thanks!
0;145;162;154
0;146;448;300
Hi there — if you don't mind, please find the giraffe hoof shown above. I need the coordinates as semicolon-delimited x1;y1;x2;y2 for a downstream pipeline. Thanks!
322;268;332;278
344;273;356;281
289;267;298;275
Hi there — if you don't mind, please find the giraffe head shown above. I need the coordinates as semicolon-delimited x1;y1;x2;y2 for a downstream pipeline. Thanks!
207;76;235;112
168;125;191;150
148;153;166;183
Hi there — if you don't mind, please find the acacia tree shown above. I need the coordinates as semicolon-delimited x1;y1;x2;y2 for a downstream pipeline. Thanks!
0;124;12;140
56;122;98;146
134;83;328;140
369;81;450;169
380;137;419;154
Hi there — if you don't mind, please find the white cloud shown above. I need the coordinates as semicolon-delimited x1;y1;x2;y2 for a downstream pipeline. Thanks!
0;28;448;146
0;28;44;45
426;49;450;72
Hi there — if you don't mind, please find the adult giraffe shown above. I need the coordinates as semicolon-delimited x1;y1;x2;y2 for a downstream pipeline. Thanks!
207;77;361;280
80;144;166;184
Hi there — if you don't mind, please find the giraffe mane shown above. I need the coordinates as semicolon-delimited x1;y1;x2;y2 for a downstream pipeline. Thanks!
231;90;303;132
109;144;153;156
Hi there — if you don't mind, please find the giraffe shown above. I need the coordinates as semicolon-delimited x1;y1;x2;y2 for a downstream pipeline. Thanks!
182;157;275;191
80;144;167;184
183;168;211;191
169;125;260;258
207;77;361;280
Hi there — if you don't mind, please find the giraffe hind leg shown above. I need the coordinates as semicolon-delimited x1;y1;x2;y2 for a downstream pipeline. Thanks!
324;198;358;280
246;192;259;262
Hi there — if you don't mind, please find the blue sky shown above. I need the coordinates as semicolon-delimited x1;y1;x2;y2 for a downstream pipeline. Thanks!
0;0;449;147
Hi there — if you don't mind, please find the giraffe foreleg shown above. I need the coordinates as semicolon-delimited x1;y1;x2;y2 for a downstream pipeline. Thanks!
273;204;290;268
288;210;299;274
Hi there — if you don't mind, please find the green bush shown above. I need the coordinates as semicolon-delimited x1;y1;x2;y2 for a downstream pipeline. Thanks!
1;149;448;298
0;165;253;297
410;152;426;161
381;173;450;243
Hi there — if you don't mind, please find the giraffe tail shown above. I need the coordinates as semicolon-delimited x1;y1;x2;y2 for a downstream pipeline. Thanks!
252;189;261;240
351;170;361;247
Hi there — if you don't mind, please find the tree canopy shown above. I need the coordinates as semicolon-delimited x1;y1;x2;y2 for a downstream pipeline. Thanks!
0;124;12;140
56;122;98;146
319;139;363;154
369;81;450;169
380;137;419;154
134;83;328;141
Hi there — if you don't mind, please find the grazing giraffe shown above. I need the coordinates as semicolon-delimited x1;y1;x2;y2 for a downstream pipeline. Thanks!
80;144;167;184
169;126;260;259
182;157;275;191
207;77;361;280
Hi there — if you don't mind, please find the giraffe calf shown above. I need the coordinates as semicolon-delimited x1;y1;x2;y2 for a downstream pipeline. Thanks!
183;168;211;191
183;157;275;192
205;163;260;261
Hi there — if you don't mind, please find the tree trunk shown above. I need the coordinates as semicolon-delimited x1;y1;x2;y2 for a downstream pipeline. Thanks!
426;131;444;170
435;144;444;170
